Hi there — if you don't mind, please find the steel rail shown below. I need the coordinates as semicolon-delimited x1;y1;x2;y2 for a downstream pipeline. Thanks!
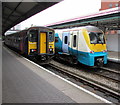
46;62;120;102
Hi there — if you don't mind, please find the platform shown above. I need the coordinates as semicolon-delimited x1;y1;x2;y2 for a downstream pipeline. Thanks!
108;51;120;63
2;46;111;103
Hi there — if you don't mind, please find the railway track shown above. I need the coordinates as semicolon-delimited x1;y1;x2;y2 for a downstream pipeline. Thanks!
106;61;120;71
97;67;120;83
42;60;120;103
101;67;120;74
52;58;120;86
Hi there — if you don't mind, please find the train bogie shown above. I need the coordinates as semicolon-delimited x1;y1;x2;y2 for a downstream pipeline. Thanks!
55;26;108;67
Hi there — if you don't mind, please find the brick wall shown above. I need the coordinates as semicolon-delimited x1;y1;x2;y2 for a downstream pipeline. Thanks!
100;0;119;11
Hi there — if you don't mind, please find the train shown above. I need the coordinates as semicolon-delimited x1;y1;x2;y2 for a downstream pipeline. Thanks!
55;25;108;67
4;26;55;62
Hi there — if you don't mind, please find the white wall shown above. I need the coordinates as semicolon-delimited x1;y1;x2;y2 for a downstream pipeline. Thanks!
106;34;120;52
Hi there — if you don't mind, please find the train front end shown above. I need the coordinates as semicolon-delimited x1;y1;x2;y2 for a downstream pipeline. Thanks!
27;27;55;61
82;26;108;67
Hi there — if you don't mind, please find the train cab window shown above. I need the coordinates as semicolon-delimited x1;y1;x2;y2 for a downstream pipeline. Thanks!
97;33;105;44
73;35;77;47
64;36;68;44
89;32;105;44
29;30;38;42
49;32;54;42
89;32;97;44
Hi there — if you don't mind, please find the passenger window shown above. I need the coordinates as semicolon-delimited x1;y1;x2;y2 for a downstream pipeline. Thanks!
64;36;68;44
73;35;77;47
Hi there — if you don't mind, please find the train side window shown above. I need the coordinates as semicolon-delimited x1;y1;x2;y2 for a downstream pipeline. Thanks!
64;36;68;44
73;35;77;47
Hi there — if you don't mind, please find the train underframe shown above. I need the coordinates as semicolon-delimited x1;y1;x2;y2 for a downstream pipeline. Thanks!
55;53;78;64
28;54;54;63
55;52;105;68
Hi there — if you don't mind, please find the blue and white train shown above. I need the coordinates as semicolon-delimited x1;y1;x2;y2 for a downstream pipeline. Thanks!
55;26;108;67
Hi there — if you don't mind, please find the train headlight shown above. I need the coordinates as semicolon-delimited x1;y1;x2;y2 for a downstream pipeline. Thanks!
49;48;53;54
90;51;94;54
103;50;107;52
49;48;53;51
30;49;37;52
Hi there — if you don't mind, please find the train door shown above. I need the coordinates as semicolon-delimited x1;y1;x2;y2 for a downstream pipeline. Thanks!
71;31;78;56
62;32;70;53
39;32;47;54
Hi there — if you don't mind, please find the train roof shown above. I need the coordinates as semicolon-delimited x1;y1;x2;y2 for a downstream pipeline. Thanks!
5;26;54;36
55;25;102;33
28;26;54;31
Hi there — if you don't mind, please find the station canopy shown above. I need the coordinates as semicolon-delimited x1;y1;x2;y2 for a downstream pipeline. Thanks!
2;0;62;34
45;7;120;31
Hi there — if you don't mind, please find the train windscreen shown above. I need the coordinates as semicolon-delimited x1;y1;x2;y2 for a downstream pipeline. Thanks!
29;30;38;42
49;32;54;42
89;32;105;44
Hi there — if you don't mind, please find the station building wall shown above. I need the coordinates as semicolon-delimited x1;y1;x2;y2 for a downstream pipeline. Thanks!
100;0;119;11
106;30;120;52
99;0;119;52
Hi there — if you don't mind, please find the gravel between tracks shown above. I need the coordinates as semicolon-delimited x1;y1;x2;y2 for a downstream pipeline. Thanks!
50;60;119;92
